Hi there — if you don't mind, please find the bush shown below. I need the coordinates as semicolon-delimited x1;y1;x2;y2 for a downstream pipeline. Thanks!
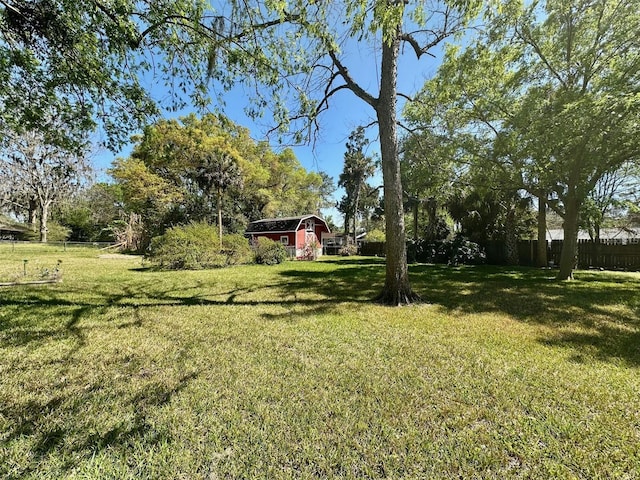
439;235;486;266
222;234;254;266
300;241;320;261
44;221;71;242
366;229;386;242
148;222;225;270
406;236;485;265
339;244;358;256
254;237;288;265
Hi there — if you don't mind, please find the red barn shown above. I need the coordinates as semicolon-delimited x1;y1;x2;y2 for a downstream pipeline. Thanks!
245;214;331;259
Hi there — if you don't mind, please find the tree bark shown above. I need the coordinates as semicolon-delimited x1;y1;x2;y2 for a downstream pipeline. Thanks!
217;186;223;250
374;28;419;305
536;193;548;267
413;200;419;241
557;195;579;280
505;205;519;265
28;197;38;231
40;200;50;243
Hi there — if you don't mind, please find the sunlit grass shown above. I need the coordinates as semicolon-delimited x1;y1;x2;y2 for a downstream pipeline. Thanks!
1;245;639;478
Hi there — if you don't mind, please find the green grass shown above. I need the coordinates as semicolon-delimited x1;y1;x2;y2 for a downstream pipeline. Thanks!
1;245;639;479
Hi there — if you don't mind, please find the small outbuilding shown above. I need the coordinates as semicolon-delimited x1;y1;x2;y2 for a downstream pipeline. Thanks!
245;214;331;259
0;222;31;241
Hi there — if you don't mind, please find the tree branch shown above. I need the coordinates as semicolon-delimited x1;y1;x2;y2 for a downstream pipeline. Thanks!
326;49;378;108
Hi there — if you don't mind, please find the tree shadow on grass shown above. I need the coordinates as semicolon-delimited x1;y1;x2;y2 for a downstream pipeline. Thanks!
408;264;640;366
1;260;638;365
2;371;198;478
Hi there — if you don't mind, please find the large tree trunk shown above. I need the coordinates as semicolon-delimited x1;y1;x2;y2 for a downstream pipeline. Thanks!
40;200;50;243
536;193;548;267
557;195;579;280
28;197;38;231
413;200;419;241
217;186;223;250
374;29;419;305
353;191;360;242
425;197;437;241
505;205;519;265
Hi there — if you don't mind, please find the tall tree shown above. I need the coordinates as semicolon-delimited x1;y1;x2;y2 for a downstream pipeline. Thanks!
400;130;457;241
411;0;640;279
195;145;243;248
199;1;479;304
0;131;90;241
338;127;377;240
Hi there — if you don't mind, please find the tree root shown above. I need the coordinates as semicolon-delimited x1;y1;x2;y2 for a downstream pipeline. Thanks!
374;288;422;306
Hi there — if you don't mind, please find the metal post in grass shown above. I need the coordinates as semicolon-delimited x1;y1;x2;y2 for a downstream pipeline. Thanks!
23;259;28;276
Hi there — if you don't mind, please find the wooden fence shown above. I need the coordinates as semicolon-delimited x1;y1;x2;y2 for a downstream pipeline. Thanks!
485;239;640;270
360;239;640;271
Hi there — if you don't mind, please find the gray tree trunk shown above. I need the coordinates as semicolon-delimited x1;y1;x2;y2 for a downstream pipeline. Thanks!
505;206;519;265
374;30;419;305
217;186;223;250
536;193;548;267
28;197;38;231
557;195;579;280
40;200;50;243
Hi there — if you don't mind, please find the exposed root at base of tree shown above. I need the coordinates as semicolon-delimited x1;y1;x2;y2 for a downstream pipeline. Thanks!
374;289;422;306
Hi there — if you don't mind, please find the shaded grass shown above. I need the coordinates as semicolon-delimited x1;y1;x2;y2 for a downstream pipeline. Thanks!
1;247;639;478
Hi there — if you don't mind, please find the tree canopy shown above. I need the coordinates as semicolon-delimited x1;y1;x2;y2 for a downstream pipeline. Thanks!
109;114;331;248
407;0;640;279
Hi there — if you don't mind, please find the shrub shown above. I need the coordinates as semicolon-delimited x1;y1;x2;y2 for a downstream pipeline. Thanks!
366;229;386;242
339;244;358;256
300;241;320;261
148;222;225;270
439;235;486;266
254;237;288;265
222;234;254;266
44;221;71;242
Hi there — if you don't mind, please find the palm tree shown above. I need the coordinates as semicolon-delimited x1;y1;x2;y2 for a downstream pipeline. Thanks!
195;148;243;249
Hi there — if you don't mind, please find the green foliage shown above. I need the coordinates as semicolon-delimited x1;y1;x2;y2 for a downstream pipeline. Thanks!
366;228;386;242
253;237;288;265
0;0;209;150
222;233;254;266
440;235;486;266
53;183;124;242
410;0;640;279
148;222;225;270
109;114;329;245
339;244;358;256
338;127;378;236
43;220;71;242
407;235;486;265
148;224;254;270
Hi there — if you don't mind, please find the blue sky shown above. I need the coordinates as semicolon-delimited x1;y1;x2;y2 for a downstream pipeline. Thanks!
92;36;445;224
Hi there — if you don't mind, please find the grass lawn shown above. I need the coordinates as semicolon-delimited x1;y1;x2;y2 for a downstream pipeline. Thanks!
1;244;639;479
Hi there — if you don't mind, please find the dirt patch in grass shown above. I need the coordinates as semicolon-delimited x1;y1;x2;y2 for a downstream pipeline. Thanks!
98;253;140;260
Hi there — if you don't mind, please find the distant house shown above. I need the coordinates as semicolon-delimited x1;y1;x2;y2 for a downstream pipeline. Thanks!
245;214;331;258
0;222;31;241
546;228;640;244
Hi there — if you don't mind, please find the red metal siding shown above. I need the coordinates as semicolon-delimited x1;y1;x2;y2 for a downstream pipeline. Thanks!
251;232;294;246
296;228;307;248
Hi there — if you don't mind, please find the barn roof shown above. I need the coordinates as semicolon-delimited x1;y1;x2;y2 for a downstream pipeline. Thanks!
245;214;329;235
0;222;30;233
